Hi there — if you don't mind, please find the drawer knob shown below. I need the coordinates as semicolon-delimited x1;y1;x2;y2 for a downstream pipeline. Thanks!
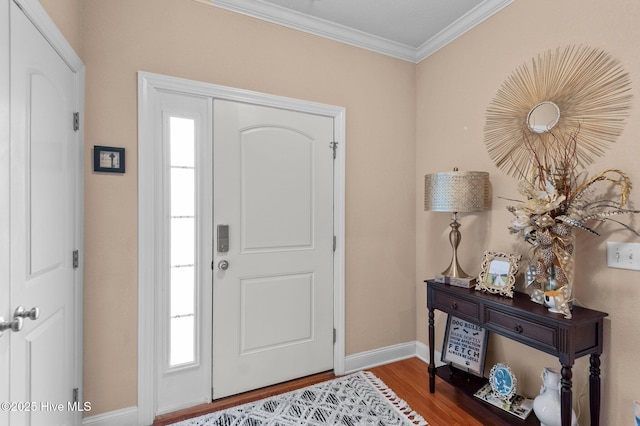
450;301;458;310
514;324;523;334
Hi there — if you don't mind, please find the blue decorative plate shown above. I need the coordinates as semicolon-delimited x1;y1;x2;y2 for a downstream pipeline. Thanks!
489;363;517;401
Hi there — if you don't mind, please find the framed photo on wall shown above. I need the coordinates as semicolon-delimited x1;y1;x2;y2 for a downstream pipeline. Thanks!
93;145;125;173
441;315;489;377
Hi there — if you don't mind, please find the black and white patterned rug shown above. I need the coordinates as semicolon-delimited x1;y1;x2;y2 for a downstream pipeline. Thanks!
170;371;428;426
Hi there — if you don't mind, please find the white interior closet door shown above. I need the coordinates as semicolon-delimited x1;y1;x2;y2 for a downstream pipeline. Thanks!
0;2;83;425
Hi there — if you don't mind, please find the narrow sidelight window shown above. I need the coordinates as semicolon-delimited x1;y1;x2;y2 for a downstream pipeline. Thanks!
169;116;196;366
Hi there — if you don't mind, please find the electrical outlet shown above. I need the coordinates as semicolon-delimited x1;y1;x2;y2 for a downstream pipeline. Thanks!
606;242;640;271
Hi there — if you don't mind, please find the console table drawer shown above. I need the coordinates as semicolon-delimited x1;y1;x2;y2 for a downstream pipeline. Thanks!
433;292;480;321
485;307;557;351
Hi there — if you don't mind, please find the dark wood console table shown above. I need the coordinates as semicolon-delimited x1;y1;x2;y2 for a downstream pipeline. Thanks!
426;280;608;426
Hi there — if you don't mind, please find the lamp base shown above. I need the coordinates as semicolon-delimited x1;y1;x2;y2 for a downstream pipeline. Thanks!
440;263;471;279
441;213;471;279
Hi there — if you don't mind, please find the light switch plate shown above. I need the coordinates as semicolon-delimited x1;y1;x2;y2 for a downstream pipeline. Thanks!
606;242;640;271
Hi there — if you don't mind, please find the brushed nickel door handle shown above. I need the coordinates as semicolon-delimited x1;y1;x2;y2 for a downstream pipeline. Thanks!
14;306;40;321
0;316;23;336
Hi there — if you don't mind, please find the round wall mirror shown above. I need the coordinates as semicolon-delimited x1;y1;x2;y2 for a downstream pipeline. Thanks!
484;45;632;178
527;101;560;133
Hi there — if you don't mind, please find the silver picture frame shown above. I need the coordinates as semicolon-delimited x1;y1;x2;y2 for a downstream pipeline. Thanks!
489;362;517;402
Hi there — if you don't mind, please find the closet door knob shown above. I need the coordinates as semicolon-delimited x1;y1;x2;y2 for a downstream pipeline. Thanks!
14;306;40;321
0;316;23;336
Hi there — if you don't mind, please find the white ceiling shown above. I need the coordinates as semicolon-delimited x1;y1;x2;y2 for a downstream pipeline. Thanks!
206;0;514;63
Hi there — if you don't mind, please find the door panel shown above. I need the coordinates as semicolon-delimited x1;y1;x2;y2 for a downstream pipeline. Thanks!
29;73;66;275
8;3;78;425
240;273;313;353
212;100;334;399
24;310;65;425
241;127;313;250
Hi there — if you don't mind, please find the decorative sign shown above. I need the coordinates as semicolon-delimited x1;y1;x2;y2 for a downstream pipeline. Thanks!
441;315;488;377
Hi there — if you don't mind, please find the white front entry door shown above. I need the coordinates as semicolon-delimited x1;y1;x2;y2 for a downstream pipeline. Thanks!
0;2;82;425
212;100;335;398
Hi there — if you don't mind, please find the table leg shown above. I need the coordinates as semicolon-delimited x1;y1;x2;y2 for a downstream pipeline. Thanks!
428;307;435;393
560;364;573;426
589;354;601;426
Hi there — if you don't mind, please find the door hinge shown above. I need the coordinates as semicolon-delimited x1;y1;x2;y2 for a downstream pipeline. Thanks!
333;328;337;344
72;388;79;403
72;250;79;269
333;235;336;252
330;141;338;159
73;112;80;132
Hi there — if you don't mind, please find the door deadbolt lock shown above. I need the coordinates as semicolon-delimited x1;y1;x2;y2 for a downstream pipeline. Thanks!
217;225;229;253
218;260;229;271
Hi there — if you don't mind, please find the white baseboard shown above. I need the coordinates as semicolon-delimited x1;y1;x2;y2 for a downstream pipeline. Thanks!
344;341;416;373
415;340;445;367
344;340;443;373
84;341;442;425
416;340;430;363
82;406;138;426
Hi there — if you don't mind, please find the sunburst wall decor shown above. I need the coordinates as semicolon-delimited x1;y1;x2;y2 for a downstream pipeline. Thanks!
484;45;632;178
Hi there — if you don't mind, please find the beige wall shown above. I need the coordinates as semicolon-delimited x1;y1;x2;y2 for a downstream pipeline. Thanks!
42;0;417;417
42;0;640;423
39;0;82;56
416;0;640;424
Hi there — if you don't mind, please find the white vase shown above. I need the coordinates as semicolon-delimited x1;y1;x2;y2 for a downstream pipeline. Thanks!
532;367;578;426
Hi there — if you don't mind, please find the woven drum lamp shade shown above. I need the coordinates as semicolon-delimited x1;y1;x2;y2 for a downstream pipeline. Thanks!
424;170;490;213
424;169;490;278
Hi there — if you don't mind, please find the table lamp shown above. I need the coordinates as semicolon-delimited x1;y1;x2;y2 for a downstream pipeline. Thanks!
424;168;490;278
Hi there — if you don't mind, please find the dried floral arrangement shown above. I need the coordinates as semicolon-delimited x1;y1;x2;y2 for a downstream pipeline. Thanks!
505;129;640;307
507;131;640;318
507;128;639;236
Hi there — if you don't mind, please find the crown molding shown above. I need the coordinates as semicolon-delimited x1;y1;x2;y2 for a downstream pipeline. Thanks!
201;0;417;61
416;0;515;62
199;0;514;63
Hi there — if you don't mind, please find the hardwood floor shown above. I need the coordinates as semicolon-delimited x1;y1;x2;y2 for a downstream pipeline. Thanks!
153;357;487;426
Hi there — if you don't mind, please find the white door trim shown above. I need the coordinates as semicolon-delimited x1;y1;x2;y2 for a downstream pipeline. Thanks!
137;71;346;425
14;0;84;71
